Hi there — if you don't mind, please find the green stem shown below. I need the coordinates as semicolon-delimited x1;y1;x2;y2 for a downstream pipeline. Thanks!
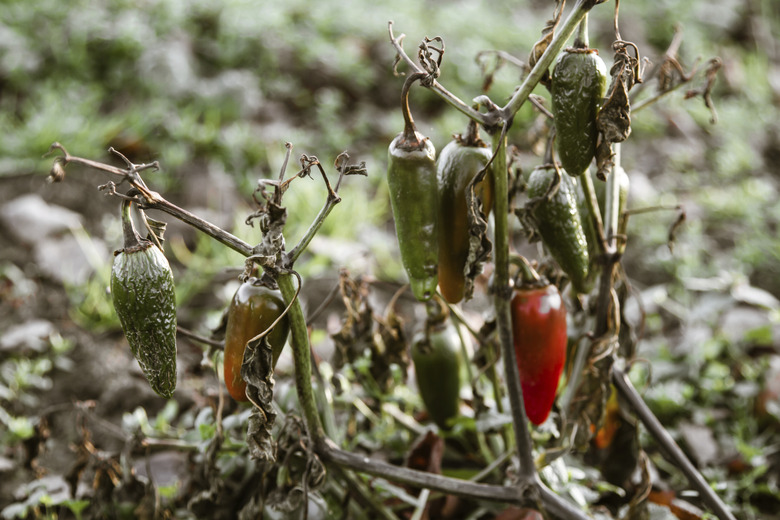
149;197;253;257
329;465;399;520
452;316;496;462
387;23;487;126
287;192;340;264
447;302;511;449
277;273;325;442
320;440;521;503
401;72;427;141
485;353;511;452
493;82;592;520
574;13;589;48
312;353;340;442
119;199;143;249
510;255;542;285
491;130;537;482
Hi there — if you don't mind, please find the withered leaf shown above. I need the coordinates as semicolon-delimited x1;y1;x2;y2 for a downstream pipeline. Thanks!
597;73;632;143
463;166;493;301
598;42;640;146
567;335;618;451
595;139;614;181
242;335;277;465
405;430;444;475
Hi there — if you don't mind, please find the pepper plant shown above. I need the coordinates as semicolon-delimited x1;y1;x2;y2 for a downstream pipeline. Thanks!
38;0;737;518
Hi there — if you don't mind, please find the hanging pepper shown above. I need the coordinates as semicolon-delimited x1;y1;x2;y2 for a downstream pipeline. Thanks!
436;119;495;303
526;163;592;293
223;280;290;402
411;307;463;430
551;39;607;176
511;279;567;425
387;72;439;301
111;199;177;398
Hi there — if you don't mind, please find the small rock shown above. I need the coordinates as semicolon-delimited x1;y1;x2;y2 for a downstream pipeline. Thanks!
719;306;772;344
679;422;719;467
133;451;191;489
0;194;82;245
0;319;55;352
33;234;109;286
0;456;15;472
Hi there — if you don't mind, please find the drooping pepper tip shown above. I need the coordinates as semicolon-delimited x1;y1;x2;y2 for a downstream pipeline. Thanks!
410;277;438;302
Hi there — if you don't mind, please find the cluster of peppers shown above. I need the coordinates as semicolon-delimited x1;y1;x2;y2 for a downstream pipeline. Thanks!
387;73;495;305
111;197;291;402
110;33;626;431
387;36;629;427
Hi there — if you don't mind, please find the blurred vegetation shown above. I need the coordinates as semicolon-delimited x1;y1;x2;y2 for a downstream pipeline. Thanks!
2;0;780;518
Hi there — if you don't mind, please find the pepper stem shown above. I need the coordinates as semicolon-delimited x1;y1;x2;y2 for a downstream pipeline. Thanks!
510;255;542;286
400;72;427;146
574;13;589;49
461;118;484;147
119;199;144;250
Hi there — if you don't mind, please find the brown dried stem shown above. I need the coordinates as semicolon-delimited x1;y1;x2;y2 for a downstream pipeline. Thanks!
47;143;254;257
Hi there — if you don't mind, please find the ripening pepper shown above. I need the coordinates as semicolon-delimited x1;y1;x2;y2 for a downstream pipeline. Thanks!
223;281;290;402
526;164;591;293
511;283;567;425
411;319;463;430
436;122;494;304
551;47;607;176
111;200;177;398
387;72;439;301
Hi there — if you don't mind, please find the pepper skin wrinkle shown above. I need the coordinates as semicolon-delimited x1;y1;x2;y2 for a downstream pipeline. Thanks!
527;166;591;293
551;49;607;176
111;241;178;399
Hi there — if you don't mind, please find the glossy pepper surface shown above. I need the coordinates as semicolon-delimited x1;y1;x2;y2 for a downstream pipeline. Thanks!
511;283;567;425
436;122;494;304
411;319;462;430
111;200;177;398
527;165;591;293
551;47;607;176
387;72;439;301
224;281;290;402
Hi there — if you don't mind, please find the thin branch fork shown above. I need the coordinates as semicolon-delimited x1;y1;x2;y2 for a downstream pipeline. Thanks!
47;143;255;258
389;0;600;132
388;22;494;127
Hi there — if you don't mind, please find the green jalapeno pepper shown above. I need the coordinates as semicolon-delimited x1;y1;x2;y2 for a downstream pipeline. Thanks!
527;164;592;294
411;315;463;430
387;72;439;301
111;199;177;398
551;46;607;176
